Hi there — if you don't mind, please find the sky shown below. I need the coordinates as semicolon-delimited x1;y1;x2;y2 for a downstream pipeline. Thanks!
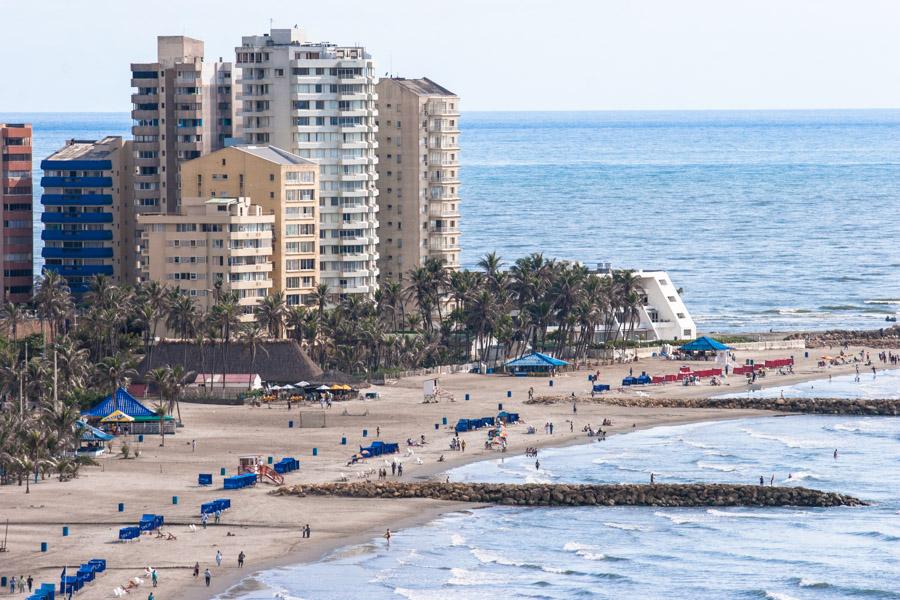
3;0;900;112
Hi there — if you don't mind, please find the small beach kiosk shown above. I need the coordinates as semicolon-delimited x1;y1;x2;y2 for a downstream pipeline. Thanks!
504;352;569;376
679;336;734;370
76;420;114;455
82;387;175;436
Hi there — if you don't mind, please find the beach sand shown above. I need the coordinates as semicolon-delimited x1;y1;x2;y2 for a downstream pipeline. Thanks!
1;344;893;600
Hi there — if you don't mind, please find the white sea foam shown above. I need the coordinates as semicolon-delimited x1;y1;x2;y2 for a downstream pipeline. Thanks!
450;534;466;547
654;511;701;525
798;577;828;588
785;471;822;482
707;509;784;520
764;592;800;600
563;542;596;552
738;428;832;449
394;588;452;600
448;568;510;586
470;547;523;567
603;522;646;532
696;461;739;472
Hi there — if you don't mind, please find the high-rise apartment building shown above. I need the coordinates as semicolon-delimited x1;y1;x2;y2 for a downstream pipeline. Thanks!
374;78;461;281
129;36;237;282
0;123;34;303
40;137;128;295
235;27;380;296
173;145;319;307
138;196;274;316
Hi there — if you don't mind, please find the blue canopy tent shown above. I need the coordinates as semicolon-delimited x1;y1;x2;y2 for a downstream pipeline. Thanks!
76;420;114;454
504;352;569;375
679;336;734;353
81;388;175;435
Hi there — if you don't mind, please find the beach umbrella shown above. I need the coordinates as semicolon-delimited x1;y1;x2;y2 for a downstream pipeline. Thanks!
282;384;295;390
270;385;282;391
330;384;344;391
295;381;310;387
101;410;134;423
317;385;331;391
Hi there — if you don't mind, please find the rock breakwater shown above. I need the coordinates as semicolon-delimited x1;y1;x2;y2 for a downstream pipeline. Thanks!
525;395;900;415
786;326;900;348
273;481;864;507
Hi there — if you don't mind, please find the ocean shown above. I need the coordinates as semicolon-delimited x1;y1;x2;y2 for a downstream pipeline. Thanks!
222;378;900;599
4;109;900;332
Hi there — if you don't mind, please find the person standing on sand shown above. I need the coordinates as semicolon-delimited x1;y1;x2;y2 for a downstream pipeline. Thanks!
376;426;380;438
770;474;775;486
204;569;211;587
305;524;311;538
148;592;154;600
192;439;196;452
391;461;396;476
461;439;466;452
215;550;222;567
397;463;403;476
238;551;245;567
650;473;655;484
193;562;200;577
151;569;158;587
9;576;16;595
26;576;32;593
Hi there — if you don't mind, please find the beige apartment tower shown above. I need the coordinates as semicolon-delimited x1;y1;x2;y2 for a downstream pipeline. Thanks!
138;196;274;316
170;145;319;307
129;36;237;282
374;78;460;282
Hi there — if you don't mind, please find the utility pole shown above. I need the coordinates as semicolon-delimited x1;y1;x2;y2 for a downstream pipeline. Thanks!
53;344;59;408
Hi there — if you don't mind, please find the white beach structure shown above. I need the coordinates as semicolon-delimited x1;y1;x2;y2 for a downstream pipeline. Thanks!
591;264;697;342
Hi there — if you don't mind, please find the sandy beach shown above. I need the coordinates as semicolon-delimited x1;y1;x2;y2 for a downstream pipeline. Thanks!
1;343;894;600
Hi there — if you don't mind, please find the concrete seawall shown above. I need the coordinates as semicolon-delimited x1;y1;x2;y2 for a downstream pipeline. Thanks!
526;395;900;416
273;482;864;508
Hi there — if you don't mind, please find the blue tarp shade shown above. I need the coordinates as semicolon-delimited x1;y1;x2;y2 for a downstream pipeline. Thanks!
201;498;231;515
273;457;300;474
679;336;734;352
81;387;156;419
455;416;497;432
118;526;140;541
224;473;257;489
504;352;569;369
593;384;611;392
359;441;400;457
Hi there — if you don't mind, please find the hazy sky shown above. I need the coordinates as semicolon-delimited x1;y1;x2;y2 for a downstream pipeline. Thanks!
4;0;900;112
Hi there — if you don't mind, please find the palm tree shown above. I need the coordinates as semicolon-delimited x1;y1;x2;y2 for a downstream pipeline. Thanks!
210;293;242;389
153;402;169;447
238;323;268;388
34;270;73;345
95;353;138;395
255;292;286;339
0;301;27;342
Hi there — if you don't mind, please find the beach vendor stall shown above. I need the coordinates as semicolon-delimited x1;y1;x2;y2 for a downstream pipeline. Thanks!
82;387;176;436
76;420;114;455
504;352;569;376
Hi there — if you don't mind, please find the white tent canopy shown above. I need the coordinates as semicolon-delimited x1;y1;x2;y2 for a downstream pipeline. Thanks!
295;381;310;387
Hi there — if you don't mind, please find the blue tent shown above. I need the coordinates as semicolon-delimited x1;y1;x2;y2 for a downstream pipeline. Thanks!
81;388;156;419
504;352;569;374
679;336;733;352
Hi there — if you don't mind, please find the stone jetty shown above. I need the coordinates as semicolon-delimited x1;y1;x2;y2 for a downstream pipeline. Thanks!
273;481;864;508
525;395;900;416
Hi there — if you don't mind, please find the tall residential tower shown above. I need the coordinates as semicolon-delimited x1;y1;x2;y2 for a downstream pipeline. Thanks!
0;123;33;302
129;36;237;282
374;78;460;281
235;27;380;296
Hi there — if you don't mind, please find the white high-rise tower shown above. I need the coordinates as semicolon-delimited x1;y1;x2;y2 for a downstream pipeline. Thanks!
235;27;380;297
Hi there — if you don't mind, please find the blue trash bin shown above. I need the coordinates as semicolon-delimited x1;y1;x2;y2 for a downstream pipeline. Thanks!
498;403;503;411
507;390;512;398
62;526;69;537
312;448;318;456
362;429;368;437
465;393;470;401
117;502;124;512
172;496;179;505
341;437;347;445
549;380;554;387
288;420;294;428
40;542;48;552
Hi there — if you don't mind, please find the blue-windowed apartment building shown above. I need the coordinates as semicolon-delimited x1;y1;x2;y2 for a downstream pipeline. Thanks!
40;137;126;295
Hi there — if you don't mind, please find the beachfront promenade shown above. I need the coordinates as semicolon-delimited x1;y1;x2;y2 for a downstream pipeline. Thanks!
0;344;895;600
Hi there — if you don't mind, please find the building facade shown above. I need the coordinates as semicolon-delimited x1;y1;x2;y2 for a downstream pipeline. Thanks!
128;36;237;283
174;145;319;306
235;27;380;296
138;196;274;316
40;137;128;295
374;78;460;281
0;123;34;302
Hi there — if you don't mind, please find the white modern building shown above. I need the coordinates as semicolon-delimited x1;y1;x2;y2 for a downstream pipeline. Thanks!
235;27;380;296
592;265;697;342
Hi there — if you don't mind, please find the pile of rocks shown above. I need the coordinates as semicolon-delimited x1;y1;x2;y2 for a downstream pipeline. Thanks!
273;481;864;508
786;326;900;349
525;395;899;415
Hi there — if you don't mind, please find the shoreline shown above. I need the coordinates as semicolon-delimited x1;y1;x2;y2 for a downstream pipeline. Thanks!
202;409;770;600
3;344;897;600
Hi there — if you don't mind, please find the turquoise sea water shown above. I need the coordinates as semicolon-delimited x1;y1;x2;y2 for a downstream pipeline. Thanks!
4;109;900;332
224;371;900;599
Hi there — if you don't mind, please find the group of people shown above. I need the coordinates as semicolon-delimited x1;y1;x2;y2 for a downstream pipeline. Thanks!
543;422;555;435
376;461;403;478
6;576;33;595
525;447;538;457
583;424;608;439
449;436;466;452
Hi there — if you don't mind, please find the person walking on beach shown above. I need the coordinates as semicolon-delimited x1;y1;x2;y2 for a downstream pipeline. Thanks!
834;449;838;460
549;422;554;434
528;387;534;401
397;463;403;477
384;529;392;546
151;569;158;587
191;439;196;452
650;472;655;484
461;439;466;452
10;576;16;594
17;576;24;593
215;550;223;567
193;562;200;577
238;551;245;567
535;459;541;471
391;461;397;476
26;577;32;593
770;474;775;486
201;512;208;529
305;524;311;538
148;592;154;600
376;426;381;438
204;569;211;587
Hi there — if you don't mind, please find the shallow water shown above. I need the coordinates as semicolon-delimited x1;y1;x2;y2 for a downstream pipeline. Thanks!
715;367;900;400
5;109;900;332
226;373;900;599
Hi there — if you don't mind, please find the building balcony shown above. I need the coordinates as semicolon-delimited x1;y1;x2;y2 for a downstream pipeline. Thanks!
41;193;112;206
41;212;113;224
42;229;113;242
42;247;114;259
132;125;158;137
428;204;460;218
229;279;273;290
43;264;114;278
131;109;158;121
131;93;158;103
429;225;459;235
229;262;273;274
40;176;111;188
